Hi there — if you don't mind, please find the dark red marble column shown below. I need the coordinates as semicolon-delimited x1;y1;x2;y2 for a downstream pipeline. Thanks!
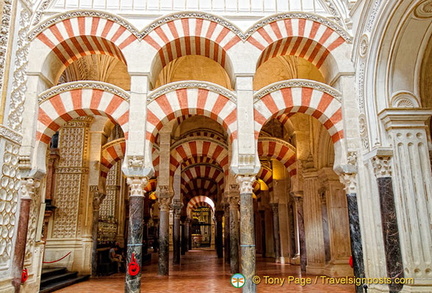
12;179;38;292
158;196;171;275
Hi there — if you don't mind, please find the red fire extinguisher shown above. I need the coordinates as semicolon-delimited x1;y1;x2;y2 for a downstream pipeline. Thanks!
128;253;140;276
21;268;28;283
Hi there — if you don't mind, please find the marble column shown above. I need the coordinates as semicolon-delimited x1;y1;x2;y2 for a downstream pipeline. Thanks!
229;192;240;273
158;195;171;275
237;176;256;293
372;152;404;292
91;187;106;277
12;179;38;292
270;203;281;263
259;210;266;257
45;148;59;208
215;210;224;258
172;199;182;265
185;218;191;252
292;192;307;272
340;172;365;293
224;201;230;264
181;216;187;255
125;177;147;293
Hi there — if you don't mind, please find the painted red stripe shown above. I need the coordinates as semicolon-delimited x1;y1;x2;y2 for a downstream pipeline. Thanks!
111;26;127;42
223;36;241;51
144;35;162;50
78;17;86;35
182;19;190;36
91;18;100;35
101;20;114;38
257;28;273;44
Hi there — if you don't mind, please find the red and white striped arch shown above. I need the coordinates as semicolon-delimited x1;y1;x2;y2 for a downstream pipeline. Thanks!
248;17;346;68
181;177;219;198
170;140;229;176
36;16;136;50
147;88;237;143
143;17;241;52
258;138;297;176
37;88;129;144
154;37;230;73
257;166;273;192
257;37;331;69
182;165;225;192
100;138;126;178
186;195;215;218
254;86;343;144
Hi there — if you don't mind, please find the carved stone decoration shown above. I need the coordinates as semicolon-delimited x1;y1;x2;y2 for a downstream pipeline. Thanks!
236;175;256;194
390;91;420;108
127;156;144;169
366;0;383;32
0;125;22;145
0;0;12;98
347;151;358;167
339;173;357;194
147;81;236;103
372;156;392;178
158;197;172;212
0;141;20;268
126;177;148;197
414;0;432;19
157;185;171;198
254;79;342;102
7;5;31;133
358;114;369;149
23;179;41;264
359;34;369;58
171;199;183;217
38;81;130;104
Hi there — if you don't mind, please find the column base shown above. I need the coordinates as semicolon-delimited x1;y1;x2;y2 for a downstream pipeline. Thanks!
290;255;300;265
306;263;326;275
323;260;353;277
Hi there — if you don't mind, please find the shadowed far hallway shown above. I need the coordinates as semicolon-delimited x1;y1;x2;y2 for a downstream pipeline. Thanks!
55;250;355;293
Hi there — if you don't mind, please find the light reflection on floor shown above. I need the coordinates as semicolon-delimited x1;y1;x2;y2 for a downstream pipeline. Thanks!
55;249;355;292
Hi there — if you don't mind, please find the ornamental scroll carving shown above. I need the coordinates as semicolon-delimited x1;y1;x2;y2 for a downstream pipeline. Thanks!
236;175;256;194
0;141;20;268
126;177;148;197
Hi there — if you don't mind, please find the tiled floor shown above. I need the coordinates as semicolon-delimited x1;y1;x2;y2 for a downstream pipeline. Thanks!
55;249;355;292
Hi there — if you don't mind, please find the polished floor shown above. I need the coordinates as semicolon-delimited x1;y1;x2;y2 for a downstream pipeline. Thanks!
55;250;355;293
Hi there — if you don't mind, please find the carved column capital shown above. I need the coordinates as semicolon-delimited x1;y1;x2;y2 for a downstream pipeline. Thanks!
91;186;106;210
228;194;240;207
20;178;40;200
372;155;392;178
235;175;256;194
171;199;183;217
158;197;172;212
126;177;148;197
339;173;357;194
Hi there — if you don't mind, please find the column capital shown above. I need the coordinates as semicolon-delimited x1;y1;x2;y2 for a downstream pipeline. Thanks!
371;155;392;178
235;175;256;194
339;173;357;194
228;194;240;207
379;108;432;130
19;178;40;200
90;185;106;210
126;176;148;197
158;197;171;212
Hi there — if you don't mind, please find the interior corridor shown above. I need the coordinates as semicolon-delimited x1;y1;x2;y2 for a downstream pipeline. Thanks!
55;250;355;293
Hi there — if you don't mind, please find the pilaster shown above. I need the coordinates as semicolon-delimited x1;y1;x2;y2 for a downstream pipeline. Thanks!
378;109;432;289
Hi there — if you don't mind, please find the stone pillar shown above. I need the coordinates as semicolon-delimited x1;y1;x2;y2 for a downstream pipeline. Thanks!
12;179;39;292
371;151;404;292
318;168;352;276
229;191;240;273
292;192;307;272
237;175;256;293
181;216;187;255
224;201;230;264
91;187;106;277
125;177;147;293
185;218;191;252
259;210;266;257
340;171;365;293
270;203;281;263
172;199;182;265
158;194;171;275
302;170;326;274
379;109;432;290
215;210;224;258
